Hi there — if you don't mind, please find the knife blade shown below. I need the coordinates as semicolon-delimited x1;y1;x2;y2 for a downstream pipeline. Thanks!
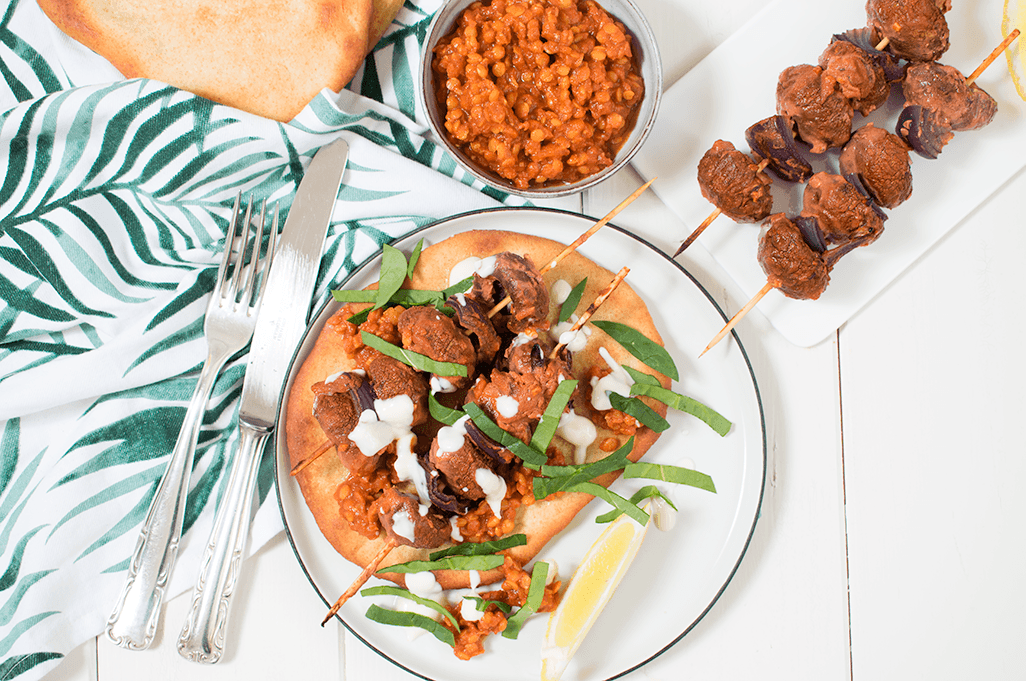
177;138;350;663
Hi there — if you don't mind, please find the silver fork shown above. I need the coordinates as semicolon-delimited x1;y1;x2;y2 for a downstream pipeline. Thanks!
105;194;279;650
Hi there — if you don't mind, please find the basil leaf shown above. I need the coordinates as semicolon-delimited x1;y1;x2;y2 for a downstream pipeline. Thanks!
590;320;679;381
623;461;716;493
608;393;670;433
331;289;377;303
428;393;464;426
407;238;425;278
559;278;588;323
463;595;512;614
629;383;732;437
529;379;578;454
534;437;634;499
571;481;650;525
347;307;371;325
441;276;474;298
361;331;468;377
360;585;459;629
622;365;661;387
463;402;547;469
595;485;676;523
429;534;527;560
390;289;445;308
365;604;456;646
377;554;505;574
376;243;409;309
502;561;549;639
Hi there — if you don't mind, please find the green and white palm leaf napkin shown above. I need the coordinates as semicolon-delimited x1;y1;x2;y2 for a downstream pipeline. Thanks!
0;0;527;678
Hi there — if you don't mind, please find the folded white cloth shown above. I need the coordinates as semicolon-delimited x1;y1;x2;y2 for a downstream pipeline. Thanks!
0;1;526;679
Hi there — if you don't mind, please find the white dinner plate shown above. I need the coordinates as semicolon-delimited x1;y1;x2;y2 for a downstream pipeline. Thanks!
632;0;1026;347
274;208;766;681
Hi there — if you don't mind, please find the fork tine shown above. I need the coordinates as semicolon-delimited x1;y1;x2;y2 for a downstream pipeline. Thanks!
237;200;267;309
228;197;254;304
212;192;242;305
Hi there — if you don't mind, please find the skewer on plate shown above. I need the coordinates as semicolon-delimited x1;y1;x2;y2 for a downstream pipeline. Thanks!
549;267;629;359
488;179;655;318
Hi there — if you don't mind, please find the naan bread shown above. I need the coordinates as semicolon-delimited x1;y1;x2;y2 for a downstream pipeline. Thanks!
285;230;670;589
39;0;382;121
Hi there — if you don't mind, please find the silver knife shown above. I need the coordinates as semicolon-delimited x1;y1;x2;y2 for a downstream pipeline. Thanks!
177;138;350;663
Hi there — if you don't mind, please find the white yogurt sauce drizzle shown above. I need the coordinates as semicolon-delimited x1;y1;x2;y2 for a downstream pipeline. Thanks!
589;346;635;411
495;395;520;418
549;314;591;352
475;467;507;518
448;255;498;286
556;409;598;464
436;415;470;454
552;279;572;304
430;375;457;394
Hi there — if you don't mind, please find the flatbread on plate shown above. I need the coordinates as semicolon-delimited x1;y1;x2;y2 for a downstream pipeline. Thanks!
39;0;380;122
285;230;670;589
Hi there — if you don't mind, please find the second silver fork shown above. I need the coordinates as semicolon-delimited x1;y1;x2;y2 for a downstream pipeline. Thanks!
105;194;279;650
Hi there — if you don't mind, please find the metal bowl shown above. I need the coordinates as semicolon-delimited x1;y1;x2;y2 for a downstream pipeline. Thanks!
419;0;663;199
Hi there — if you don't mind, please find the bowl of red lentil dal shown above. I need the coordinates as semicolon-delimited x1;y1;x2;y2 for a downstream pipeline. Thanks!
420;0;662;198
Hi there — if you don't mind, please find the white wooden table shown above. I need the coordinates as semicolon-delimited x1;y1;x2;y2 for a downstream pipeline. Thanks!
47;0;1026;679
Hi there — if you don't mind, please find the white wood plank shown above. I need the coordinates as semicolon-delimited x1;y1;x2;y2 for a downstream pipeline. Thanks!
93;534;340;681
841;169;1026;680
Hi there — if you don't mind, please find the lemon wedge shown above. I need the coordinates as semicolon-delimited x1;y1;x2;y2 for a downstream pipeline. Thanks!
1003;0;1026;100
540;509;651;681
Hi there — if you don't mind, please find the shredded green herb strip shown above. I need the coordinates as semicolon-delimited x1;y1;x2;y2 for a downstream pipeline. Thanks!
428;393;464;426
629;383;732;437
559;278;588;323
572;481;650;525
608;393;670;433
376;244;409;309
364;604;456;646
360;585;459;629
429;534;527;560
596;486;677;523
591;320;679;381
407;238;424;278
622;365;661;387
376;553;505;574
464;595;512;614
529;379;578;454
463;403;547;469
502;561;549;639
441;276;474;298
361;331;468;377
624;461;717;494
533;437;634;498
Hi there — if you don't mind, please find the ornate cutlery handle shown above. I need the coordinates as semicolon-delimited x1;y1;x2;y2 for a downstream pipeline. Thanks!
177;421;269;663
105;342;231;650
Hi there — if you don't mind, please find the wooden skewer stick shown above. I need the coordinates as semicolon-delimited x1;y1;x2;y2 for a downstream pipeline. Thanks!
290;440;334;476
322;538;398;625
965;28;1020;86
674;159;769;257
699;282;774;358
487;179;656;318
549;266;630;359
875;37;889;51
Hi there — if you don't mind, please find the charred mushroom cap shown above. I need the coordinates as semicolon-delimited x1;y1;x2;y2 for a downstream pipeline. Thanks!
376;486;450;549
365;354;430;426
397;305;477;387
867;0;950;63
696;140;774;223
311;372;382;476
776;64;855;154
745;115;814;183
428;427;501;502
468;252;549;334
903;62;997;132
419;451;472;515
758;213;831;300
818;40;890;116
830;27;907;82
446;293;501;366
838;124;912;209
801;172;886;248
